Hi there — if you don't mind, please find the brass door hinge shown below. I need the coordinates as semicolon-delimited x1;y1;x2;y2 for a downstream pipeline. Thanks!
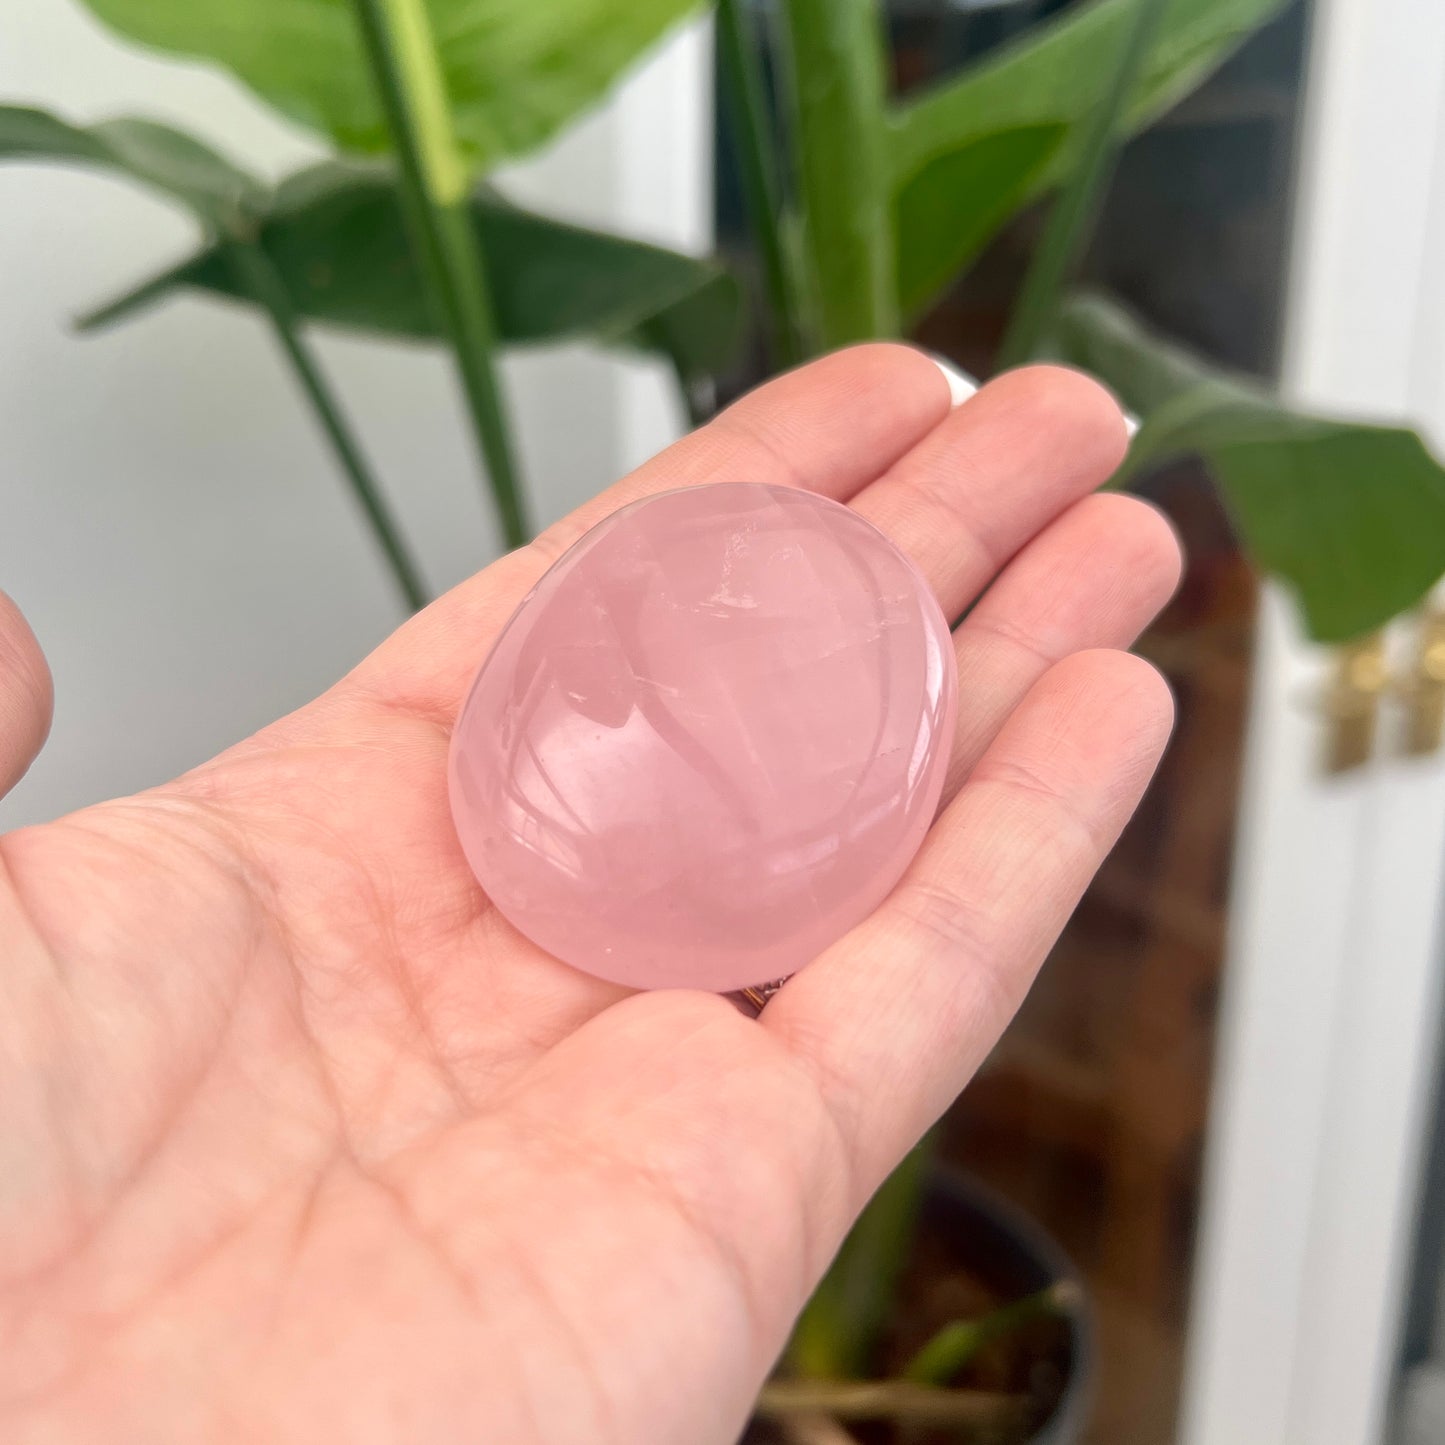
1320;633;1389;775
1398;608;1445;758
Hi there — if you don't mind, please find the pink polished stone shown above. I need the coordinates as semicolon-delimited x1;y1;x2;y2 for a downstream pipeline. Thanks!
449;482;957;992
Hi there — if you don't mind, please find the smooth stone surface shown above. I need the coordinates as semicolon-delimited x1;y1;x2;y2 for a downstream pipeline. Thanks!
449;482;957;992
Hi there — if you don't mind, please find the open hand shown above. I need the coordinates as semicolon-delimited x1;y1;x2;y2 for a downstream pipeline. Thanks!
0;348;1179;1444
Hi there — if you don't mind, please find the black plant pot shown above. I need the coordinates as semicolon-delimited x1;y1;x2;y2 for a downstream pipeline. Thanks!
749;1168;1093;1445
919;1168;1094;1445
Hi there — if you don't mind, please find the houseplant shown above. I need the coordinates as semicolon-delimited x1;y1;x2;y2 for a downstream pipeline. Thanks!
3;0;1444;1437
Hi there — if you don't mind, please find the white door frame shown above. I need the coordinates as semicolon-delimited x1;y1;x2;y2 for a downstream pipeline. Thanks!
1180;2;1445;1442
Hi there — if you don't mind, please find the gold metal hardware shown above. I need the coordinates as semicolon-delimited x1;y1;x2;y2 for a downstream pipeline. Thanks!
1397;608;1445;757
1320;632;1389;774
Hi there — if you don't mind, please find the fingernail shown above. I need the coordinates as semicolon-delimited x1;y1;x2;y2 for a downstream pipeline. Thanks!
927;352;1138;436
926;352;979;408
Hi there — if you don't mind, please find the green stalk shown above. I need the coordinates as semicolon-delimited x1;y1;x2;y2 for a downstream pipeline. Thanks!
997;0;1169;370
789;1140;929;1378
902;1279;1083;1386
777;0;898;349
717;0;804;366
349;0;529;549
225;241;428;613
756;1379;1026;1429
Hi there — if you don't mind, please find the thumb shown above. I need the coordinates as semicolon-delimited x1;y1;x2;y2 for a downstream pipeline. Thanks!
0;591;53;802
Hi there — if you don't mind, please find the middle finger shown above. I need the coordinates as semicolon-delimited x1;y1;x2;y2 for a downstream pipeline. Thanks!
849;364;1132;623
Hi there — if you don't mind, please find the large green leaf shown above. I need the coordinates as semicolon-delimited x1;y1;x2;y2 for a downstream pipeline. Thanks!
891;0;1289;317
79;160;744;375
624;270;745;386
1057;293;1445;644
896;122;1067;320
0;103;263;226
76;0;701;170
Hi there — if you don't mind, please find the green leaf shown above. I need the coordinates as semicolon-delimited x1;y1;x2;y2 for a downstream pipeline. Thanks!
1057;293;1445;644
890;0;1289;313
75;0;702;171
896;122;1067;320
0;103;263;227
79;161;744;375
623;270;745;386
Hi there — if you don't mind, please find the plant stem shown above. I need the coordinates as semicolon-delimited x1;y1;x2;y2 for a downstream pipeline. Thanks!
777;0;898;349
756;1380;1027;1428
773;1413;863;1445
716;0;804;367
902;1279;1083;1386
225;241;429;613
349;0;530;549
997;0;1169;370
789;1140;930;1378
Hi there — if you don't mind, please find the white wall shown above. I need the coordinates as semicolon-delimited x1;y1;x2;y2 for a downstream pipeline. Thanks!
0;0;708;829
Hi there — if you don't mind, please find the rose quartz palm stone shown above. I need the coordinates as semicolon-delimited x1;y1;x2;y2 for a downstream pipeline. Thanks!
449;482;957;992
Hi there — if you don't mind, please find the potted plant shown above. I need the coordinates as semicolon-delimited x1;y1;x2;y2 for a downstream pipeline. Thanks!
4;0;1443;1438
753;1158;1094;1443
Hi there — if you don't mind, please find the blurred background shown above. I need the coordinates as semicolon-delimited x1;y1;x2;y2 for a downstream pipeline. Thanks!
4;1;1445;1442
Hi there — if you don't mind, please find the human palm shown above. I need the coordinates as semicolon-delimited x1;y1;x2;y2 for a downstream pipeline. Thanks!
0;350;1178;1444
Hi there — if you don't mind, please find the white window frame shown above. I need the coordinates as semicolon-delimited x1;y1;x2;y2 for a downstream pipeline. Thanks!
1180;2;1445;1441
